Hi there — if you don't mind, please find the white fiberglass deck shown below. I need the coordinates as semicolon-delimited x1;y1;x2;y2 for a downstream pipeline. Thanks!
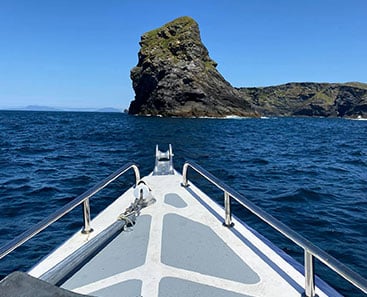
29;172;338;297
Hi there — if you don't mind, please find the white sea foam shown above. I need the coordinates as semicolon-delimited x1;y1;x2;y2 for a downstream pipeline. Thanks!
349;116;367;121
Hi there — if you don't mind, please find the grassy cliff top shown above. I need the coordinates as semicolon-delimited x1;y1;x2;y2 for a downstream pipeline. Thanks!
139;16;201;58
142;16;196;41
343;82;367;90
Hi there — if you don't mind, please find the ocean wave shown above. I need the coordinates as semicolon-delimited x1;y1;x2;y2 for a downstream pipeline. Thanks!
272;187;334;203
30;186;61;195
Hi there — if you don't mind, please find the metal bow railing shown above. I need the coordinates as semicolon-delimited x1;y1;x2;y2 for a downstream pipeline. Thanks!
0;162;140;261
182;160;367;297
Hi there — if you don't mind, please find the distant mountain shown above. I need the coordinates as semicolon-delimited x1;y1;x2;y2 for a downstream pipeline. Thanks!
3;105;122;113
24;105;61;111
96;107;122;113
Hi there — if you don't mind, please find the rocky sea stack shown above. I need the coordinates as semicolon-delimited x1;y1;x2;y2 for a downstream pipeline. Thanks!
129;16;367;118
128;16;256;117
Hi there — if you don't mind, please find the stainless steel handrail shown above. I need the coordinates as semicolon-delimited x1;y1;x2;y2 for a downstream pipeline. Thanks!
0;162;140;261
182;160;367;297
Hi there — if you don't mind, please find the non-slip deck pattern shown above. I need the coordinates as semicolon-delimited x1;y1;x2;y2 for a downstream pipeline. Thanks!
30;173;337;297
161;213;259;284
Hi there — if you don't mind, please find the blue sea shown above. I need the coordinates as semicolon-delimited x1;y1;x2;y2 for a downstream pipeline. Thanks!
0;111;366;296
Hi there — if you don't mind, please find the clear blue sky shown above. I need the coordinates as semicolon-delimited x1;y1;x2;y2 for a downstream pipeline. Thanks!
0;0;366;110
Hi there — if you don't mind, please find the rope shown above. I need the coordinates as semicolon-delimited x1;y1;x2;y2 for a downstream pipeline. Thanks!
117;213;135;228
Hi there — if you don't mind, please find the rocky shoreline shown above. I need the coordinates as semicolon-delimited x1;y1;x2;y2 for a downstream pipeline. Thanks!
128;17;367;118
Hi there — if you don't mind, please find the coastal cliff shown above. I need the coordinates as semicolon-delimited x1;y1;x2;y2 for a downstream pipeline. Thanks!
239;82;367;117
129;17;367;118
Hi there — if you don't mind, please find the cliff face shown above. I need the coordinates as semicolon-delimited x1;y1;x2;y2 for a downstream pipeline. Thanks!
129;16;367;118
239;82;367;117
128;16;256;117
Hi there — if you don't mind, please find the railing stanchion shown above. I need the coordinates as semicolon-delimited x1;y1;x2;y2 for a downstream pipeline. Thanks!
223;192;234;227
305;250;316;297
81;198;93;234
182;163;189;187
